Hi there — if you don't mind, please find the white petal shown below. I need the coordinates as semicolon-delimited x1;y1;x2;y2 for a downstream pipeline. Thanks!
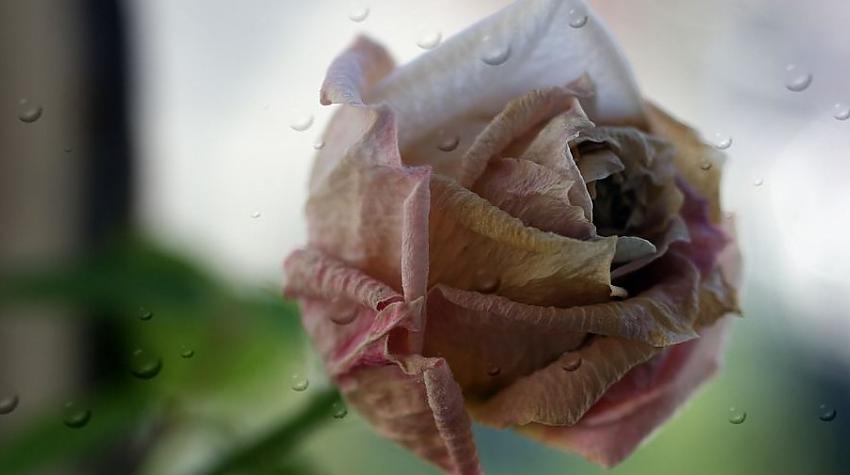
367;0;644;151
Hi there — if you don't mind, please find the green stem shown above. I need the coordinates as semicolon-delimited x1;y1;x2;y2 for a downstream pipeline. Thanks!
203;388;340;475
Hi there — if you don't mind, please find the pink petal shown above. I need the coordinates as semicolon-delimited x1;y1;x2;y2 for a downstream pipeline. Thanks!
470;336;658;427
459;85;593;189
340;357;481;475
311;36;397;189
521;318;730;468
368;0;645;156
473;157;593;239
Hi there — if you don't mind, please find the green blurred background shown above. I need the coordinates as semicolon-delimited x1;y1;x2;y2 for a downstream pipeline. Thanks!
2;1;849;474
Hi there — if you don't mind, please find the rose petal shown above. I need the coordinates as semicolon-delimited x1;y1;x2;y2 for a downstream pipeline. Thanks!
368;0;644;156
285;257;421;374
673;178;730;276
470;336;658;427
284;248;403;311
575;126;689;276
646;103;726;223
515;108;595;221
473;157;593;239
575;148;624;183
294;287;481;474
424;285;586;398
426;250;701;360
307;114;430;298
459;85;593;189
428;174;617;307
521;318;730;468
311;36;396;189
341;356;481;475
613;236;657;264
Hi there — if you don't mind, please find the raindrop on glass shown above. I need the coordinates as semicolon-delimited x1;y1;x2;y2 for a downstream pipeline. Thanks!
475;277;500;294
330;307;359;325
713;133;732;150
291;373;309;392
818;404;837;422
437;134;460;152
0;393;19;415
313;140;325;150
753;178;764;187
784;64;812;92
728;407;747;424
833;102;850;121
480;35;511;66
487;365;501;377
250;211;261;219
129;349;163;380
348;5;370;22
180;346;195;359
17;99;43;123
561;352;582;372
417;31;442;50
568;8;588;28
64;147;73;153
139;306;153;321
332;401;348;419
63;402;91;429
289;113;314;132
700;160;713;171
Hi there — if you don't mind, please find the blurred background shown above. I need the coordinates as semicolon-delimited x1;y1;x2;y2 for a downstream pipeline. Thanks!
1;0;849;474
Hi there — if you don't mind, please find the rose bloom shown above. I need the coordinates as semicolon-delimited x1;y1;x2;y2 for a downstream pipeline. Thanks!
283;0;739;473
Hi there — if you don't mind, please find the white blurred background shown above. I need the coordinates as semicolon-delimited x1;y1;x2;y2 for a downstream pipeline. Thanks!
127;0;850;367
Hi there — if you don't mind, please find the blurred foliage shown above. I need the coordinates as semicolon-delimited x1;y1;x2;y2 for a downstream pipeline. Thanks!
0;237;337;475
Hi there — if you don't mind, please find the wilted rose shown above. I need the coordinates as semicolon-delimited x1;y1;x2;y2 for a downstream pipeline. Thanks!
283;0;739;473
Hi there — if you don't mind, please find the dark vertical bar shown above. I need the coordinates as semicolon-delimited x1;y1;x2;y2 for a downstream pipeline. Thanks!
78;2;140;473
82;0;133;243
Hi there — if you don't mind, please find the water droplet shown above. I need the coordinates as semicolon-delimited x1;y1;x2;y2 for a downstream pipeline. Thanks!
833;102;850;121
250;211;261;219
63;402;91;428
700;160;713;171
180;346;195;359
64;147;73;153
289;112;314;132
480;35;511;66
487;365;501;377
561;352;582;371
784;64;812;92
713;133;732;150
17;99;43;123
818;404;837;422
291;374;309;392
753;177;764;187
348;5;370;22
332;401;348;419
313;140;325;150
474;277;500;294
416;30;442;50
129;349;163;380
0;393;19;415
330;307;359;325
728;407;747;424
138;306;153;321
568;8;588;28
437;134;460;152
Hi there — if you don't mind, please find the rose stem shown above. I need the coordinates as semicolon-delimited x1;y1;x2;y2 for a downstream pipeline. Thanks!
203;388;341;475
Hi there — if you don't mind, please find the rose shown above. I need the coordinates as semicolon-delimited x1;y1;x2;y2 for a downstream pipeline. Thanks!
283;0;739;473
